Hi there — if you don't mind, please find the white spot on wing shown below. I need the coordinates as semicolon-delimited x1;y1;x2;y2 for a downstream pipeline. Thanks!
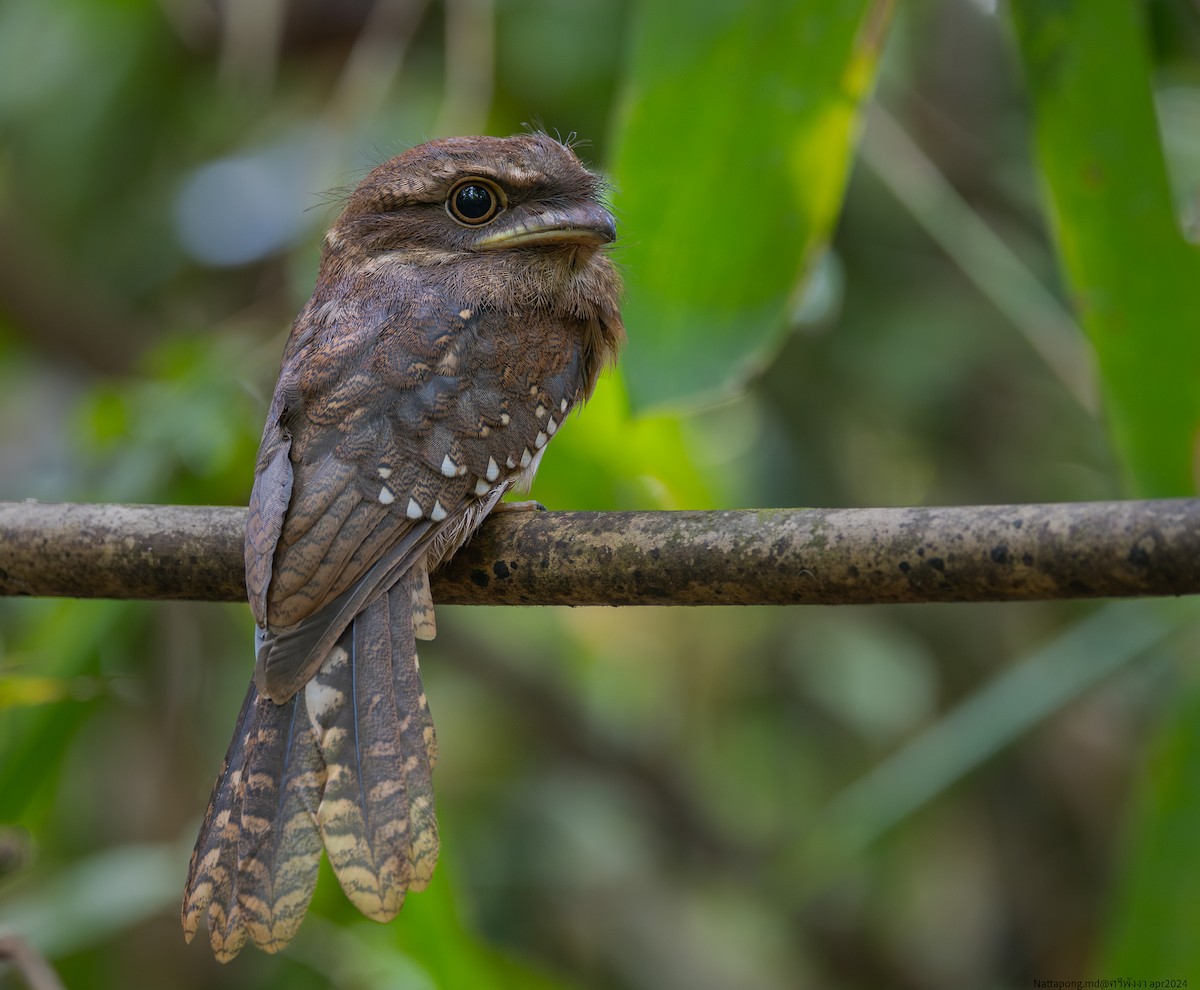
459;308;472;320
441;454;459;478
475;477;491;496
500;412;511;426
520;447;532;468
560;398;568;413
547;417;558;435
431;499;447;522
379;486;395;505
536;404;546;419
406;497;423;520
378;466;392;479
535;430;548;449
506;455;516;469
486;456;499;481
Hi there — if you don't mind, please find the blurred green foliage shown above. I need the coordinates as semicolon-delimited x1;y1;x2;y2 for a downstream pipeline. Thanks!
1;1;1199;988
611;0;888;408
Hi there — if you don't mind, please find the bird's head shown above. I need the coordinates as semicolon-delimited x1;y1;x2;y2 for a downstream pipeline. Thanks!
322;133;622;325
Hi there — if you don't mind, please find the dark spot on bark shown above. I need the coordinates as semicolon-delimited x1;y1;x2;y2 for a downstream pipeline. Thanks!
991;545;1009;565
1128;543;1151;567
929;557;944;571
899;561;911;573
650;547;661;560
1013;519;1023;529
1022;553;1033;566
470;569;489;588
493;560;510;579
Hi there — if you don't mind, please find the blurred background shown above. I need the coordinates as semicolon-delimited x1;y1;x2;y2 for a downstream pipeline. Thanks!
3;0;1200;987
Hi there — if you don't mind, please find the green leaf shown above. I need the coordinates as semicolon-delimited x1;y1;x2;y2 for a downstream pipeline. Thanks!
610;0;893;410
1010;0;1200;495
1102;656;1200;977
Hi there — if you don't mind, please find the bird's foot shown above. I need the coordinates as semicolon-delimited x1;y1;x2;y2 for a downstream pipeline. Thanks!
492;499;546;513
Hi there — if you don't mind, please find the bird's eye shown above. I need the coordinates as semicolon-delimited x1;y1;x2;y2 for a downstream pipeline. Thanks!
447;179;504;226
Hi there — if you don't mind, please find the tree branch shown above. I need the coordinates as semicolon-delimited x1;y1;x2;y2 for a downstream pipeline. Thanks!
1;499;1198;606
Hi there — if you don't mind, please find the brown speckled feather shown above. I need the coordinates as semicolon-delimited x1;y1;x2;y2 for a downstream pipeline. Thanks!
182;685;253;960
235;686;325;952
184;132;623;959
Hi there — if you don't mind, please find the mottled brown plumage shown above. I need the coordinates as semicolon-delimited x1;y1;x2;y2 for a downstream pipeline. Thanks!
182;134;624;960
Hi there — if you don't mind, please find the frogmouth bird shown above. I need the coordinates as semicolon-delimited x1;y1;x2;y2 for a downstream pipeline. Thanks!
181;133;624;960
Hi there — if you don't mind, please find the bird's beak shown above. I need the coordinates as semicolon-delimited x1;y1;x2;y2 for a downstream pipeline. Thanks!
474;200;616;250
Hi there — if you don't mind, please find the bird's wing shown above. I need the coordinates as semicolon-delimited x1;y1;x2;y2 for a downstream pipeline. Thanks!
247;289;587;702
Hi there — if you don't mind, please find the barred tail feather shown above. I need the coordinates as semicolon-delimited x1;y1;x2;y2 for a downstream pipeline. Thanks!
307;571;440;921
388;579;439;885
182;680;328;961
181;682;255;961
185;571;440;957
235;687;326;952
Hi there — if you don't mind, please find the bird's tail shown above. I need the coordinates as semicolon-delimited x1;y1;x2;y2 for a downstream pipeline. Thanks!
181;572;439;961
